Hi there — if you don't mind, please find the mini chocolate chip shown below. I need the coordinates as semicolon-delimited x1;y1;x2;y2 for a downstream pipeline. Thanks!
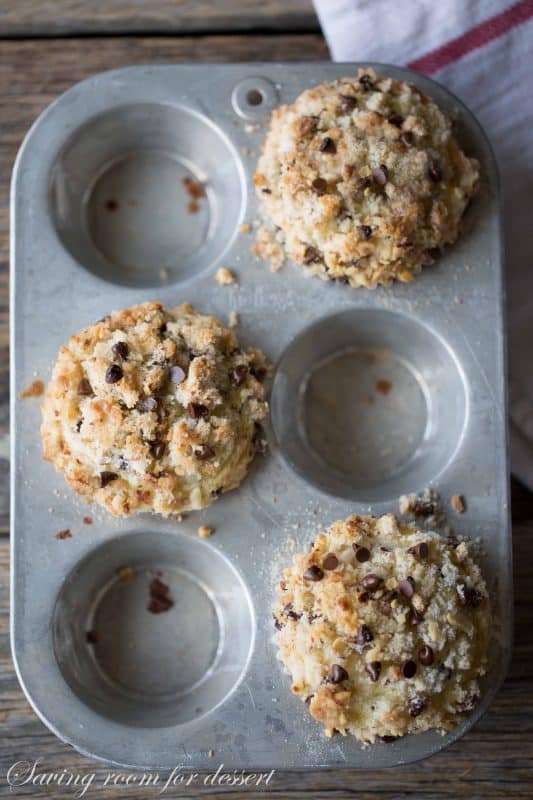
105;364;123;384
298;116;318;136
137;395;158;413
304;694;314;705
230;365;249;386
303;565;324;582
399;577;415;598
303;245;322;264
457;692;479;713
251;365;267;382
188;402;209;419
339;94;357;113
312;177;328;195
323;553;339;571
169;365;186;385
356;177;373;192
458;585;484;608
282;603;301;621
159;322;167;334
376;596;394;617
353;544;370;562
429;162;443;182
400;131;414;146
328;664;349;684
380;735;397;743
112;341;129;360
359;74;374;91
194;444;215;460
408;542;429;559
319;137;336;154
273;616;283;631
357;225;372;240
413;499;435;516
358;591;370;603
261;187;272;194
77;378;93;396
365;661;381;682
409;697;427;717
362;573;382;591
99;471;118;488
356;624;373;645
372;164;389;185
151;440;166;460
418;645;434;666
402;660;417;679
409;607;424;626
252;422;267;455
388;113;404;128
378;589;398;610
424;247;441;263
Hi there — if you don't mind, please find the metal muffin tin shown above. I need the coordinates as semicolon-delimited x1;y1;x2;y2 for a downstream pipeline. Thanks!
11;63;510;770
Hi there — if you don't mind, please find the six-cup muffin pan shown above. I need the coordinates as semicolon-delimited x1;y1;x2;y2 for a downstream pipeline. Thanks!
10;63;510;770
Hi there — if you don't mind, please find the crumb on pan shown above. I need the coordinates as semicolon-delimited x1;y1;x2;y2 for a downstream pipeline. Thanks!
116;565;135;582
252;226;285;272
398;489;444;527
20;379;44;399
215;267;236;285
451;494;466;513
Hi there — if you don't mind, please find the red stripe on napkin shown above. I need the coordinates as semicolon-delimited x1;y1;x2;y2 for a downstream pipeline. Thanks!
408;0;533;74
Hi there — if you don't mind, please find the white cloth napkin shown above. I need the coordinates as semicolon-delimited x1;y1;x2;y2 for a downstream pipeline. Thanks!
313;0;533;488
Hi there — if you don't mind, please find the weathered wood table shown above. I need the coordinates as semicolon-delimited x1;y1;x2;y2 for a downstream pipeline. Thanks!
0;3;532;797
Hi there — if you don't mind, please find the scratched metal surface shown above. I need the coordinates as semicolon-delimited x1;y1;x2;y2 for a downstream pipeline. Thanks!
10;63;510;770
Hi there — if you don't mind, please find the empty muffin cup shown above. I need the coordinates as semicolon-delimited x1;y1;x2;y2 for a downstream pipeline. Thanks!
53;530;254;727
50;103;245;287
271;308;468;503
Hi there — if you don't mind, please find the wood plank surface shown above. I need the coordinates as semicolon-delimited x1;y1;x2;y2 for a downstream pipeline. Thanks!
1;29;533;800
0;1;318;36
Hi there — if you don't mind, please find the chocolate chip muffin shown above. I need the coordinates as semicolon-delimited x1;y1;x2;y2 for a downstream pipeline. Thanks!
41;302;268;517
254;67;479;288
273;513;491;743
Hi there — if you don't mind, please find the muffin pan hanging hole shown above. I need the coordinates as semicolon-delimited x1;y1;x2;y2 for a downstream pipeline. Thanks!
50;103;245;288
271;308;468;503
52;530;254;728
231;77;279;120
